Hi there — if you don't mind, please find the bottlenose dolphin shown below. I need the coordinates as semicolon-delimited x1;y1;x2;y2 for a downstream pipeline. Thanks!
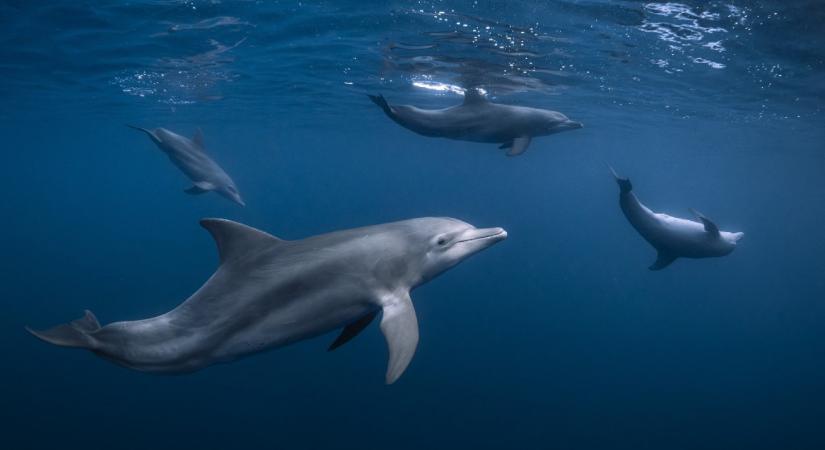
27;217;506;384
368;90;582;156
128;125;245;206
609;166;744;270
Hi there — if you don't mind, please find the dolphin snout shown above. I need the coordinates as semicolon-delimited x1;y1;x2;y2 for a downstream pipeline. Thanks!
469;227;507;243
223;190;246;207
568;121;583;129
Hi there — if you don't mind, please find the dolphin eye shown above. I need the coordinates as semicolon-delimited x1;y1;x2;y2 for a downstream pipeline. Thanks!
437;238;447;246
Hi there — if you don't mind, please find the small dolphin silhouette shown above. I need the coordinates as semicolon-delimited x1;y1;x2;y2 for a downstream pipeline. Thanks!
609;165;744;270
128;125;245;206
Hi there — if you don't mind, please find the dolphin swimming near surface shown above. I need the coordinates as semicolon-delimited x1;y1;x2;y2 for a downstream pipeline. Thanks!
609;166;744;270
368;89;582;156
27;217;506;384
127;125;245;206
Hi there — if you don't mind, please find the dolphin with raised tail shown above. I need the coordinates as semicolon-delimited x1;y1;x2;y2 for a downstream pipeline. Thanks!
27;217;507;384
609;166;744;270
368;90;582;156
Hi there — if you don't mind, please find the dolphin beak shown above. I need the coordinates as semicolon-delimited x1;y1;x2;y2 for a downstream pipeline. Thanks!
452;226;507;259
569;121;583;129
457;227;507;246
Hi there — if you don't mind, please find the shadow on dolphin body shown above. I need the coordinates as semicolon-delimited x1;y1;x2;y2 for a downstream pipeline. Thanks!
368;90;582;156
127;125;245;206
608;165;744;270
27;217;507;384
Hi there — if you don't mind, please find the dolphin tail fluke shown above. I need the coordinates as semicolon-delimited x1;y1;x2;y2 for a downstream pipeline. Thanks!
127;124;161;144
126;124;151;134
606;163;632;193
367;94;392;115
26;310;100;349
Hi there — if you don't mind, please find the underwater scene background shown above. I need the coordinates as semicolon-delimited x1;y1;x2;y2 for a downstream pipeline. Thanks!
1;1;824;449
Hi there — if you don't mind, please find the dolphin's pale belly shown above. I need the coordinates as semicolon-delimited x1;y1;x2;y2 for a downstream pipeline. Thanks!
622;195;729;258
645;216;719;256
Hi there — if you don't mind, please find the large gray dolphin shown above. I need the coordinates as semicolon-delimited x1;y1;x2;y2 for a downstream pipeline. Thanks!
368;89;582;156
610;166;744;270
128;125;245;206
27;217;506;384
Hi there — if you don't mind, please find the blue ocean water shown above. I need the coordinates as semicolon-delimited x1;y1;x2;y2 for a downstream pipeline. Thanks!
1;1;824;448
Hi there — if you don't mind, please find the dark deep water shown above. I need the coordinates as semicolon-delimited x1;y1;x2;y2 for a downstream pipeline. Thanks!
1;1;825;449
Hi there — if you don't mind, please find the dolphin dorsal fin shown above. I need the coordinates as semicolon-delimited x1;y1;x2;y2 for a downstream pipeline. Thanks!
689;208;720;236
200;219;284;264
462;88;488;105
193;128;205;149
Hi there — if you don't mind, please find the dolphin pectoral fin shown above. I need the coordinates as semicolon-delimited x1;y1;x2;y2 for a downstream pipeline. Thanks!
379;292;418;384
200;218;285;264
185;186;207;194
185;181;216;195
328;311;378;351
506;136;532;156
192;128;205;149
649;251;677;271
689;208;720;236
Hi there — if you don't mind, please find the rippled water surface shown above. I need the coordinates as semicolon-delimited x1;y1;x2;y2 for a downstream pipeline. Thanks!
2;1;822;124
1;1;824;450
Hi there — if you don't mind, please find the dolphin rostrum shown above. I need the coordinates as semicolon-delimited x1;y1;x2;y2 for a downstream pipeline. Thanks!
128;125;245;206
27;217;507;384
609;166;744;270
368;89;582;156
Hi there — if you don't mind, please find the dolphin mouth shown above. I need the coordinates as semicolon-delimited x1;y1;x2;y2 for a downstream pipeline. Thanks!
456;228;507;244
